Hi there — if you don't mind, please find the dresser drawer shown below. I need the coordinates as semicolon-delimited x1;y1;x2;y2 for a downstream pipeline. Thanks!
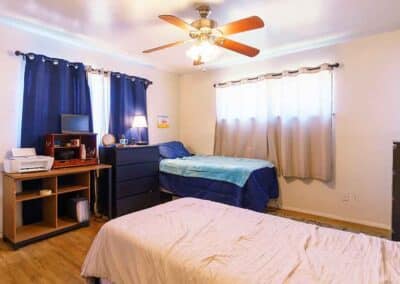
116;162;159;182
114;191;160;217
115;146;159;165
116;176;159;199
99;145;161;219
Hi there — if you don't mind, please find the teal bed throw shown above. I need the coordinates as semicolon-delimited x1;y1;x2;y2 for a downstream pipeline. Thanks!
160;155;274;187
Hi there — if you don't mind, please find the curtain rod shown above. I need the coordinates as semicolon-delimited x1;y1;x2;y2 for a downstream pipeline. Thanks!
213;63;340;88
14;50;153;86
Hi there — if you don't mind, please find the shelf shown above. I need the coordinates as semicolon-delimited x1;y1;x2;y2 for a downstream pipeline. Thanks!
57;217;79;229
58;185;89;195
15;222;56;242
55;158;97;162
53;159;98;169
54;146;80;149
4;165;109;180
14;219;89;244
49;133;95;136
16;191;56;202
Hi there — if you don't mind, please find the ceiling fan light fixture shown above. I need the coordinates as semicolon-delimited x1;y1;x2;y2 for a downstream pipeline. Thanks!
186;40;220;63
143;5;264;65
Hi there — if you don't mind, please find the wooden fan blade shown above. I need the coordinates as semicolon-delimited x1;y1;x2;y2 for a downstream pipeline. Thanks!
215;38;260;57
218;16;264;36
143;40;187;53
159;15;196;31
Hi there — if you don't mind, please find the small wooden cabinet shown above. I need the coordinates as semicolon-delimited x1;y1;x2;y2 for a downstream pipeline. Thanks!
2;165;111;249
100;145;160;218
45;133;98;168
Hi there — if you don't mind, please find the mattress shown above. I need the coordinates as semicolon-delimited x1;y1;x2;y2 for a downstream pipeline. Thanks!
160;155;274;187
159;167;278;212
82;198;400;284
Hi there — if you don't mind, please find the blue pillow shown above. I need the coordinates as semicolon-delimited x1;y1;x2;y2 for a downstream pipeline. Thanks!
158;141;191;159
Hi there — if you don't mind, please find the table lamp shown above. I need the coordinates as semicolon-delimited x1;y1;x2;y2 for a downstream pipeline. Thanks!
132;115;148;145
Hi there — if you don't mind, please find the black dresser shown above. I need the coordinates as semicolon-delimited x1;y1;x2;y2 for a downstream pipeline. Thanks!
393;142;400;241
100;145;160;218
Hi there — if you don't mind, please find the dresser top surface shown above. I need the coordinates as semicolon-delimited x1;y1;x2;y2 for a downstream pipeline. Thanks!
101;145;158;150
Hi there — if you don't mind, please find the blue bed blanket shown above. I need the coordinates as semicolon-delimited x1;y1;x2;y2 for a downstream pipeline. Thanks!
160;155;274;187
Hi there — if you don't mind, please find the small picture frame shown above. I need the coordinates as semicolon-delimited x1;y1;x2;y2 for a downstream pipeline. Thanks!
157;115;169;128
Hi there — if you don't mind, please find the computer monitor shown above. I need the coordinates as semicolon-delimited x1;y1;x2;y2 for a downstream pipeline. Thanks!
61;114;90;134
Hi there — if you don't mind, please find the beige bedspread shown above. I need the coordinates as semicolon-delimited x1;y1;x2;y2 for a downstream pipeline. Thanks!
82;198;400;284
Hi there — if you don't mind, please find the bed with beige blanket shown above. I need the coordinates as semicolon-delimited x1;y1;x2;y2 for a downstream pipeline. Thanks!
82;198;400;283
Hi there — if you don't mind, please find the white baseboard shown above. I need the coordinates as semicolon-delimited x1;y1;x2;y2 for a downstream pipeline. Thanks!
271;205;391;231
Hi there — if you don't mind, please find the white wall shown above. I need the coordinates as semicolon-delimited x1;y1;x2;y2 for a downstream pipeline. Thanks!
1;22;399;234
0;23;180;233
180;30;400;229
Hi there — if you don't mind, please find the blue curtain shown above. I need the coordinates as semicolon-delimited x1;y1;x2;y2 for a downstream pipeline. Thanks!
21;53;92;154
109;73;150;142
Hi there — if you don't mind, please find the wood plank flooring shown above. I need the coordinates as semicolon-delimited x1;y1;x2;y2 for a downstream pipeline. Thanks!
268;207;391;239
0;219;103;284
0;208;391;283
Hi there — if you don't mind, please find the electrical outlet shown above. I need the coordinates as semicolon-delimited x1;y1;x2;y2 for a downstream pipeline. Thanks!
342;193;350;202
352;194;359;202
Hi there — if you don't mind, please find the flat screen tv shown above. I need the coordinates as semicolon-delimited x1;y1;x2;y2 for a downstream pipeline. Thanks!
61;114;90;134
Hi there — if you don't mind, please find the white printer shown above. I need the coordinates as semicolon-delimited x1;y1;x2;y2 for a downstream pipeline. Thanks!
4;148;54;173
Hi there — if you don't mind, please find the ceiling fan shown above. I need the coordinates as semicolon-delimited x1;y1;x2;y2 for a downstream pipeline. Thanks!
142;4;264;66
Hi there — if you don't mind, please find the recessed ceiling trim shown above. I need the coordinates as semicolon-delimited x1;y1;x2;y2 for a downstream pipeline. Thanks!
1;7;399;75
0;13;177;73
197;30;373;72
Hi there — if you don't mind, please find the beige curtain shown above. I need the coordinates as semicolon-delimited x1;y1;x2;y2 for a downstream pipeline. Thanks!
214;68;333;181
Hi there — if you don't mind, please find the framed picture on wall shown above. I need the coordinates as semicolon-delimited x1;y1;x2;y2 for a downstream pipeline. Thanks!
157;115;169;128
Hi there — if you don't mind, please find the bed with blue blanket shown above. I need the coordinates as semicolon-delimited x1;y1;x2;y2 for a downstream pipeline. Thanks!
158;142;279;212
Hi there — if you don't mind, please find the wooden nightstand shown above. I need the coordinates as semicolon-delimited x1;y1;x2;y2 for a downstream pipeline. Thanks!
99;145;160;218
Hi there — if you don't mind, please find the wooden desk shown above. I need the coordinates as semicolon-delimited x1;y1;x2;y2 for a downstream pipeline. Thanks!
3;164;112;249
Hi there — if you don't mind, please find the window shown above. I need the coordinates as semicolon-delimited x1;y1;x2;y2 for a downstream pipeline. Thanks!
215;69;333;181
87;72;111;145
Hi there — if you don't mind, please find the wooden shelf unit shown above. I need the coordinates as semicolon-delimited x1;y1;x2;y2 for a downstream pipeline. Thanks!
15;176;57;202
58;185;89;195
15;221;57;243
2;166;106;249
16;191;57;202
45;133;98;169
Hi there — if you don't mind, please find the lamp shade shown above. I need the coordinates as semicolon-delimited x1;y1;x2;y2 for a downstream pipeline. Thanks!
186;40;220;63
132;115;148;128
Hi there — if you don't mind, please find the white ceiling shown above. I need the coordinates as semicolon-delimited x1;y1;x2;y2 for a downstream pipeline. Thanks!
1;0;400;73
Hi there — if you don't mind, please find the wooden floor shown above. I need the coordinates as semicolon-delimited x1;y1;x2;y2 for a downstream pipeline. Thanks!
0;218;104;284
0;208;391;283
268;207;391;239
